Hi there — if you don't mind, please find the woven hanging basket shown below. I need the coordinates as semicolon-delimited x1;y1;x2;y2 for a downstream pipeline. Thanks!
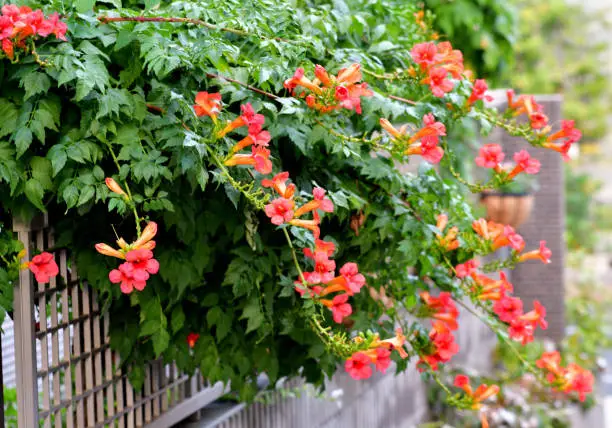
480;193;534;229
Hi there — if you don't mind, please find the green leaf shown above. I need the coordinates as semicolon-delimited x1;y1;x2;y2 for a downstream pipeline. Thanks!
138;320;159;337
77;186;95;206
21;73;51;100
144;0;161;9
30;157;53;190
241;297;264;334
25;179;45;211
48;147;67;176
75;0;97;13
14;128;33;158
0;99;18;138
63;184;79;208
171;306;185;334
152;329;170;357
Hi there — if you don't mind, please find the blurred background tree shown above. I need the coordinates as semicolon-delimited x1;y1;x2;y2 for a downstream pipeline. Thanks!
423;0;517;82
502;0;612;142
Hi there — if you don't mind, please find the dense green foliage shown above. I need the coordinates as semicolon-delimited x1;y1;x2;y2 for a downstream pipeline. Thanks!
0;0;590;410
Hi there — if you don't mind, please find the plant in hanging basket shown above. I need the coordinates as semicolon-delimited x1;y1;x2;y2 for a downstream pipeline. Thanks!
476;145;540;229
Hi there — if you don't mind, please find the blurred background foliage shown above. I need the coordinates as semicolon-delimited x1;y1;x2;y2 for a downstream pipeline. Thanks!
502;0;612;142
423;0;517;82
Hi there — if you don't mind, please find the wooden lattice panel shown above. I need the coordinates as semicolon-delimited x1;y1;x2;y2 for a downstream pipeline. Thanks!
13;216;225;427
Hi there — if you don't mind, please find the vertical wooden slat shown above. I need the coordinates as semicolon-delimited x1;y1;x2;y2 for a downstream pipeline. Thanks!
152;362;161;418
70;267;85;428
13;220;39;427
103;315;115;423
114;354;125;428
47;232;62;428
144;365;152;423
36;230;52;428
161;362;169;413
126;378;135;428
91;291;105;422
59;251;74;428
81;285;96;424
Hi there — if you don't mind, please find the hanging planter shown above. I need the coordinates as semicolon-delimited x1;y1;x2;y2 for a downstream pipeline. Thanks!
479;162;539;229
480;192;534;229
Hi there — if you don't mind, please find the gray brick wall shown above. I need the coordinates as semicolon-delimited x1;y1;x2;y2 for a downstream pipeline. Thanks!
496;95;566;342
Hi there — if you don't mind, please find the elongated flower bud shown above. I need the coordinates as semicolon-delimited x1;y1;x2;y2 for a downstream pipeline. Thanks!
95;243;125;259
132;222;158;249
105;178;127;197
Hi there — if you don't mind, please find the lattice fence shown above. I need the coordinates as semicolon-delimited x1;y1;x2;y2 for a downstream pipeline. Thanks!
12;215;224;427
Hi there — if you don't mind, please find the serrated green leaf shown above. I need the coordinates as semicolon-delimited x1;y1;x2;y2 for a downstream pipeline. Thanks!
14;128;33;158
75;0;96;13
171;306;185;334
63;184;79;208
77;186;95;206
152;329;170;356
21;73;51;100
30;157;53;190
25;178;45;211
47;146;67;176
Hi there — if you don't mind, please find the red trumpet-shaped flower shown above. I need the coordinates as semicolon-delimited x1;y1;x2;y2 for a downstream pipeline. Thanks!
186;333;200;349
294;188;334;218
224;145;273;174
27;252;59;283
491;225;525;252
518;240;552;264
109;262;147;294
435;214;460;252
345;352;373;380
217;103;265;138
423;67;454;97
455;259;479;278
320;293;352;324
230;129;271;154
454;375;500;410
420;291;459;330
125;249;160;282
475;144;504;171
493;295;523;323
264;197;295;225
507;150;541;180
417;321;460;371
193;92;222;119
322;263;366;296
466;79;493;106
261;172;296;199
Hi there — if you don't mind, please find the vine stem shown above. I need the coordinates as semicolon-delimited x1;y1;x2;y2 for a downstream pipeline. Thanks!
314;119;383;148
206;73;279;100
104;142;141;235
97;15;297;44
282;228;307;285
388;94;417;105
454;296;540;376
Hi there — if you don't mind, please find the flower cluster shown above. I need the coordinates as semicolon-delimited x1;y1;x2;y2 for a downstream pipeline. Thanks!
467;219;552;345
95;220;160;294
435;214;460;252
416;292;461;371
410;41;465;97
476;145;541;180
454;374;500;410
417;320;460;371
379;113;447;163
284;64;373;114
536;351;594;402
0;4;67;60
26;252;59;284
221;102;272;174
345;329;408;379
